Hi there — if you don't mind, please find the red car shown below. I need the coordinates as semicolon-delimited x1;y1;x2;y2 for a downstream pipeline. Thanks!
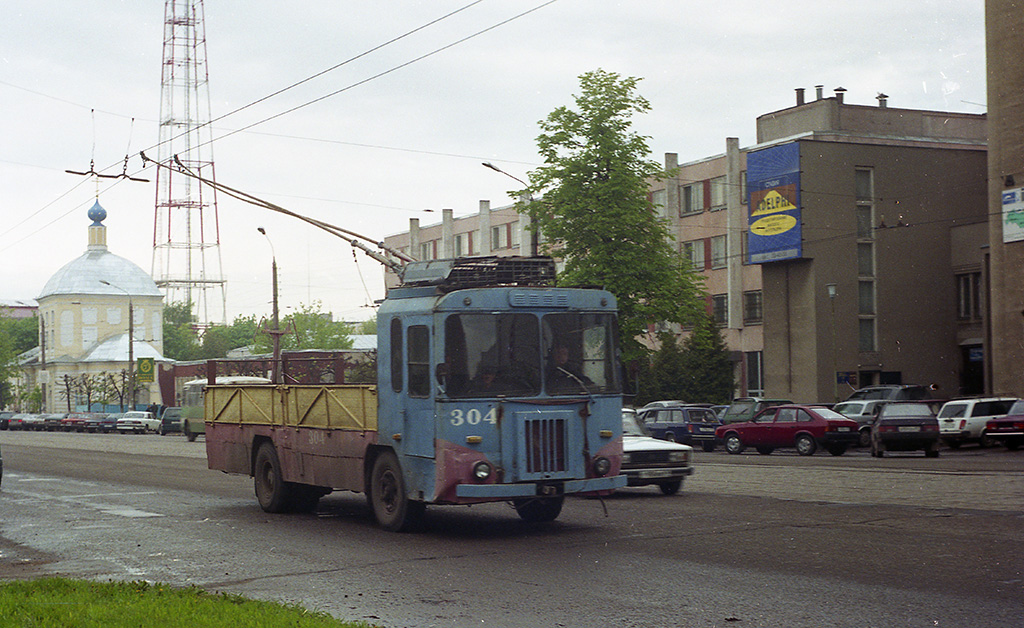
985;399;1024;450
715;404;860;456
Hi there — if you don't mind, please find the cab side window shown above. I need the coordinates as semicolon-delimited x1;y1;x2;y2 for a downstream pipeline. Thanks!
390;318;403;392
407;325;430;398
776;408;797;422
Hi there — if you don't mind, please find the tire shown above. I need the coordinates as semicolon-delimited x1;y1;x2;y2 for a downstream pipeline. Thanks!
978;431;992;448
369;451;424;532
664;432;676;443
702;441;716;453
724;433;744;455
513;496;564;523
254;442;292;513
858;428;871;447
828;445;848;456
184;423;198;442
755;446;774;455
658;480;682;496
795;434;817;456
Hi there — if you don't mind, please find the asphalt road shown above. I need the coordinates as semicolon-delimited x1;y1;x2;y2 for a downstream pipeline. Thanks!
1;430;1022;628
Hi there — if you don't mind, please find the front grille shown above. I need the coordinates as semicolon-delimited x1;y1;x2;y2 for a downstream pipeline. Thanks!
626;451;670;466
525;417;567;473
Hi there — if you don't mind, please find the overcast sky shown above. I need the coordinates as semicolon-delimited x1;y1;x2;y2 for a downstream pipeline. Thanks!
1;0;985;324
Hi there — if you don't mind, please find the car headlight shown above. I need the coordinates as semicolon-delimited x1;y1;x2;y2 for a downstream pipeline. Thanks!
592;456;611;476
621;453;632;464
472;461;493;481
668;451;689;463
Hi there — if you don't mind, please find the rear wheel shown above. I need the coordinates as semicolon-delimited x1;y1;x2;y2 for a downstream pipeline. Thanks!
513;496;564;523
724;433;744;455
858;428;871;447
795;434;817;456
370;451;424;532
254;443;292;513
658;480;682;496
978;431;992;448
664;432;676;443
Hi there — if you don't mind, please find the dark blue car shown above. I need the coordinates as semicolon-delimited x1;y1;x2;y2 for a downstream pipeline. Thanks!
637;404;722;452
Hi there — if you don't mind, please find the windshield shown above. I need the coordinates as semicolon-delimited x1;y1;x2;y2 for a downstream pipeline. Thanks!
881;403;931;417
444;313;541;398
542;313;622;395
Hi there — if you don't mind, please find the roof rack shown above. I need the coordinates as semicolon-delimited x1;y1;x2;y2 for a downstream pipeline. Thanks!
400;256;556;291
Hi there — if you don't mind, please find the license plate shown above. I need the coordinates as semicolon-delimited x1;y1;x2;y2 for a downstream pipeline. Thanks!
639;469;674;479
898;426;921;433
837;427;851;432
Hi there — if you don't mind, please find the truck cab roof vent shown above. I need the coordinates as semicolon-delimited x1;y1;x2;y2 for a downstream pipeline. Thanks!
400;256;556;291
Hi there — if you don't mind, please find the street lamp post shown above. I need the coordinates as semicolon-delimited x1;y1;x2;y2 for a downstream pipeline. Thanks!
482;162;539;256
827;283;838;403
100;280;135;409
257;227;284;384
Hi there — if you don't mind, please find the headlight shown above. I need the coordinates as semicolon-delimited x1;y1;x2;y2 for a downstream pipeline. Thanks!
621;453;632;464
668;451;689;463
593;456;611;476
472;461;493;481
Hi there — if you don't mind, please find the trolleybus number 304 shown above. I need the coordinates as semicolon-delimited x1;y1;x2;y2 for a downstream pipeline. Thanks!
449;408;498;426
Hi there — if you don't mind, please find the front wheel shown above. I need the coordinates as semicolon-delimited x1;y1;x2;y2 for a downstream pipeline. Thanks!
513;496;564;523
370;451;424;532
254;442;292;513
658;480;682;496
724;433;745;455
795;434;817;456
184;422;198;442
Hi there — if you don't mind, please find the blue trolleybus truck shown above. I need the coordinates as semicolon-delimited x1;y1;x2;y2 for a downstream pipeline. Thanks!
203;256;626;531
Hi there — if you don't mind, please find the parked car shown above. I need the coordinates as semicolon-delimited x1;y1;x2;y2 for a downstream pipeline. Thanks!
0;411;12;430
637;404;721;451
936;397;1018;448
7;413;31;430
720;397;794;424
832;399;889;446
42;413;67;431
716;404;860;456
20;414;45;431
846;384;932;402
621;410;694;495
639;400;687;409
60;412;93;432
870;402;941;458
86;412;118;433
116;411;160;433
159;407;183;435
984;399;1024;450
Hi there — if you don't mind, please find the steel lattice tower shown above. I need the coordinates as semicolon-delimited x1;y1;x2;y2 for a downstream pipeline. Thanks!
152;0;226;327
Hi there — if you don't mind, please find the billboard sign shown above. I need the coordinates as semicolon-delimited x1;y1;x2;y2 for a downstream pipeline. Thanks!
747;142;801;263
1002;186;1024;243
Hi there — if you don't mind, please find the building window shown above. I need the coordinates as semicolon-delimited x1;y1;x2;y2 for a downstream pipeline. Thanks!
710;235;727;269
710;175;727;210
740;170;747;204
957;272;982;320
420;241;435;261
652;188;667;218
858;281;875;315
743;291;763;325
745;351;764;396
712;294;728;326
510;222;520;248
857;243;874;276
491;225;505;250
859;318;876;352
681;183;704;215
681;239;705;270
855;168;873;201
454;233;466;257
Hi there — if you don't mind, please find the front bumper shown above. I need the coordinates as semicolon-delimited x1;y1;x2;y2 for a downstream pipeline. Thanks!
623;466;694;486
455;474;626;499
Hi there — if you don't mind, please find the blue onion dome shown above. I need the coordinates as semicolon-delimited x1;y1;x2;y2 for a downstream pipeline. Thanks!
88;200;107;226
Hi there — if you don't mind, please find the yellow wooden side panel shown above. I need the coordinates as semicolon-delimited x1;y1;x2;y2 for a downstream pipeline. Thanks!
285;385;378;431
205;384;377;431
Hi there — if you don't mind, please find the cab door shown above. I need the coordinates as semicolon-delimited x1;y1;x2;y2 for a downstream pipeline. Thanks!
403;319;436;459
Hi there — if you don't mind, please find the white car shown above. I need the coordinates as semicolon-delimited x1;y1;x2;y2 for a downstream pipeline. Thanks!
621;410;694;495
116;411;160;433
936;397;1018;448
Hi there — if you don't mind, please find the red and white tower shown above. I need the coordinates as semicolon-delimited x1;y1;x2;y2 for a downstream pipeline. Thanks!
152;0;226;326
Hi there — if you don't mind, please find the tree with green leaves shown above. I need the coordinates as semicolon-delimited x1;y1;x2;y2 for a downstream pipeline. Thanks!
636;313;734;405
253;301;353;353
0;313;39;409
520;69;704;363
